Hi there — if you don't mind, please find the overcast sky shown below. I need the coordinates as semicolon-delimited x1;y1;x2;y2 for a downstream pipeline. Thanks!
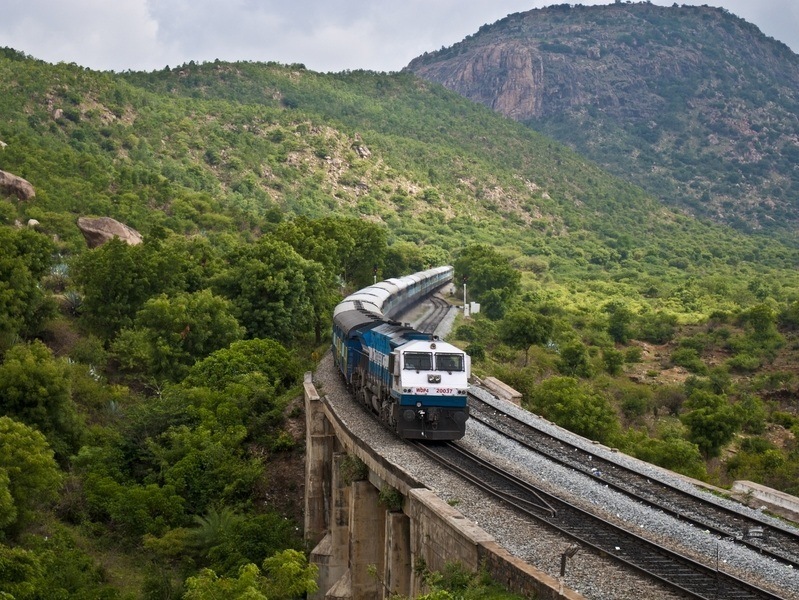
2;1;797;74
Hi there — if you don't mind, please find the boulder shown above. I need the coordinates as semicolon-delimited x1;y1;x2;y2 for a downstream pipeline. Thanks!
77;216;143;248
0;169;36;200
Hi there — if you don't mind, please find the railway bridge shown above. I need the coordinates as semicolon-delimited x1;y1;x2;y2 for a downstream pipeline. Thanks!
302;369;583;600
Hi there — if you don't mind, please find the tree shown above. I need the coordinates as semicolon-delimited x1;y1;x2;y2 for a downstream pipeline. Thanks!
0;417;63;535
0;341;84;461
0;544;43;599
71;238;157;339
273;216;387;288
680;390;740;458
625;430;706;480
147;421;263;514
636;310;677;344
454;245;520;319
735;394;766;434
602;347;625;376
0;470;17;531
185;338;301;395
557;341;593;378
605;300;634;344
184;563;268;600
498;308;553;365
526;377;619;444
205;513;303;577
0;227;56;347
183;549;317;600
260;549;318;599
213;239;327;343
383;241;428;278
81;476;186;539
112;289;244;382
740;303;782;345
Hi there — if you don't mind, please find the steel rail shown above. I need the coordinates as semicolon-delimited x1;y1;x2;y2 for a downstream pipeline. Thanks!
413;440;784;600
469;392;799;570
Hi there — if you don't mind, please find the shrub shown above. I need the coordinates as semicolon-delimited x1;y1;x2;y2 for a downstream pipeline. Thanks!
670;347;708;374
624;346;643;363
465;343;485;362
339;455;367;484
378;485;403;511
725;353;761;373
526;377;619;444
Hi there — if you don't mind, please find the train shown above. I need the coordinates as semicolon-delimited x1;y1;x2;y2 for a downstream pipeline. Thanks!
332;266;470;441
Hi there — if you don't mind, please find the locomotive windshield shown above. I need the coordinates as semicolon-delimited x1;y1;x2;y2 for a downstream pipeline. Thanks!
404;352;432;370
435;353;464;372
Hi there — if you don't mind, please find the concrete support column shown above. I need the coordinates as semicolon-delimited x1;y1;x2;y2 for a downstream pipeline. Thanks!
349;480;384;600
310;451;351;599
329;453;351;587
382;510;411;599
304;374;334;547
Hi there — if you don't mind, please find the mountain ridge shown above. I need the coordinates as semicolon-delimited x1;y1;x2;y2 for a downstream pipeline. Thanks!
405;3;799;235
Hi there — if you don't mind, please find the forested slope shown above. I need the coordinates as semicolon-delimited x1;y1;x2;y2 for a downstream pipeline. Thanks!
1;47;798;598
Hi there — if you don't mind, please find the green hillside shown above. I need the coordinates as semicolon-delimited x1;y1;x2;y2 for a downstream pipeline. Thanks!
1;48;798;598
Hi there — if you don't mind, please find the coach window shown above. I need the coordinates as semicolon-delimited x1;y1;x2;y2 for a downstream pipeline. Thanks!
436;353;463;372
404;352;432;370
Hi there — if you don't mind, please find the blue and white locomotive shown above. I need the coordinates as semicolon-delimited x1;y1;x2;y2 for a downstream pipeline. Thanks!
332;266;470;440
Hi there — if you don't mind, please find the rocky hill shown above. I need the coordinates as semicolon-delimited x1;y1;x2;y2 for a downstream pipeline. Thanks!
406;3;799;236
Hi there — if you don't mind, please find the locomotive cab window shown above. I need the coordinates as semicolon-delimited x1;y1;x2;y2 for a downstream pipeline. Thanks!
404;352;432;370
435;353;464;372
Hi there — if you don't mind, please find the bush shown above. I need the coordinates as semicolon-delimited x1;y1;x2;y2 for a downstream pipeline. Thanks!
626;432;707;480
771;412;798;429
602;347;625;375
624;346;643;363
620;390;652;421
670;347;708;374
725;352;761;373
636;311;677;344
526;377;619;444
465;343;485;362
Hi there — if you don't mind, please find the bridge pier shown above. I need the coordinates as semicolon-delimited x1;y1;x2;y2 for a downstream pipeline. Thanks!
383;510;412;597
350;481;384;599
304;373;335;547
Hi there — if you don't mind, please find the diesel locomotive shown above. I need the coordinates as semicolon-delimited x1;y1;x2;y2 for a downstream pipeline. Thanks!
331;266;470;440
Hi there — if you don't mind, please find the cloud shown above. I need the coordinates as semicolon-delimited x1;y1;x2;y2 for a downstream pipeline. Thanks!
2;0;162;70
1;1;797;73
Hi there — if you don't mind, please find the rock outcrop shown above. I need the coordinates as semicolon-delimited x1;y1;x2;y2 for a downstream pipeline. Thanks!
77;217;143;248
410;41;545;120
0;169;35;200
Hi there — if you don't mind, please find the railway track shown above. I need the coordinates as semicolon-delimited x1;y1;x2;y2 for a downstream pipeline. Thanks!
469;392;799;570
413;294;453;334
414;440;785;600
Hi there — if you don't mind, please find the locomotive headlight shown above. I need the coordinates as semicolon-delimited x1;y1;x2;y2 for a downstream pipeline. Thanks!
416;402;422;408
428;374;441;383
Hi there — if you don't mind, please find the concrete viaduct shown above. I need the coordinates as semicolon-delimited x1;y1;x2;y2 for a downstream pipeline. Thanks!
302;372;585;600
